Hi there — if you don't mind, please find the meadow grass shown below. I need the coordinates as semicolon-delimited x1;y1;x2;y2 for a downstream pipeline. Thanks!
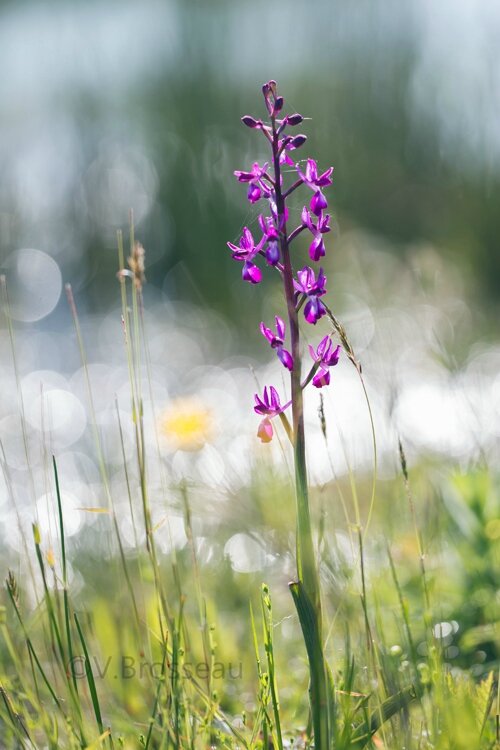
0;221;498;749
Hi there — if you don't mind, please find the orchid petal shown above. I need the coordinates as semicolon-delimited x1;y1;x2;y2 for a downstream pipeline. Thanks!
266;241;280;266
248;184;262;203
275;316;285;340
311;190;328;216
277;347;293;371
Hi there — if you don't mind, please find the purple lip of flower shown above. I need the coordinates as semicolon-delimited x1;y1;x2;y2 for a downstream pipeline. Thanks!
294;266;328;324
234;162;272;204
296;158;334;216
227;227;265;284
302;207;331;262
312;368;330;388
260;316;294;371
257;417;274;443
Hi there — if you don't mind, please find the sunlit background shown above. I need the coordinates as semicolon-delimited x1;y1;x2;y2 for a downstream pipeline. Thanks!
1;0;500;569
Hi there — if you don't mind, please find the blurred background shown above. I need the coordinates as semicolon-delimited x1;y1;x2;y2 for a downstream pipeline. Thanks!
0;0;499;710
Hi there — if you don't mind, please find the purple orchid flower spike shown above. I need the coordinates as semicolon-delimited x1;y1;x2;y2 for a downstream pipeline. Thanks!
234;162;271;204
302;207;331;262
227;227;265;284
297;158;334;216
294;266;328;324
260;316;294;371
229;82;337;747
309;335;341;388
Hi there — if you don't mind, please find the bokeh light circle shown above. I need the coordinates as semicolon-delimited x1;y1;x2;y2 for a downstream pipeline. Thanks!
3;248;62;322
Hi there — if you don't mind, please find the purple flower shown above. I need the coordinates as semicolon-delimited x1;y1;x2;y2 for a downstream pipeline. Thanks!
260;316;294;371
297;158;333;216
254;385;282;416
227;227;265;284
234;162;271;204
309;336;341;388
294;266;328;324
254;385;291;442
302;207;331;262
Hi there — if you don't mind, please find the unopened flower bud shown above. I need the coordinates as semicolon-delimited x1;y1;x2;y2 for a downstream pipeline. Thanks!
262;80;278;115
241;115;260;128
274;96;284;113
286;113;304;126
290;134;307;149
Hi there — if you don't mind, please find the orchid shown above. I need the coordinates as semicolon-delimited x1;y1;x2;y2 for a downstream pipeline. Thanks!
227;80;339;748
297;158;334;216
234;161;271;203
279;133;307;167
253;385;283;416
294;266;328;324
302;207;331;262
226;227;265;283
309;335;341;388
260;316;293;370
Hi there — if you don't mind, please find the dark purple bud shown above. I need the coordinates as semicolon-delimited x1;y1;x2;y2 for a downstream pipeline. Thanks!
290;134;307;149
241;115;260;128
287;113;304;126
266;241;280;266
274;96;284;113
